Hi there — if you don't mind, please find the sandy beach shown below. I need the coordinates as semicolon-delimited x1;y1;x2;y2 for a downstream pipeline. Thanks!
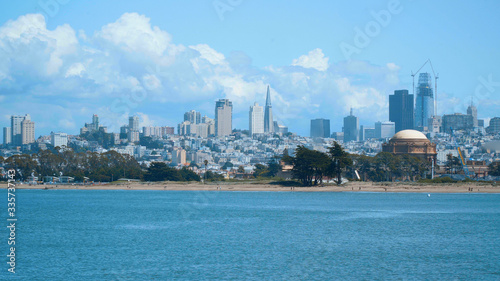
1;181;499;193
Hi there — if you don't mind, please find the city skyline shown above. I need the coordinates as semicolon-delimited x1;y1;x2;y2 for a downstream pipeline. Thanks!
1;1;500;139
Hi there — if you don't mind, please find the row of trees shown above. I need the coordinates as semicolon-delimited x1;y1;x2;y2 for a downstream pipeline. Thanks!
144;162;200;181
489;162;500;176
0;149;218;183
350;152;430;182
286;142;352;186
0;149;143;182
285;142;432;186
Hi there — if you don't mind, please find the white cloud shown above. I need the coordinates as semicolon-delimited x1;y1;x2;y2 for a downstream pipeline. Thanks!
142;74;162;91
0;14;78;75
292;48;329;71
58;119;75;129
0;12;425;135
65;63;86;77
189;44;226;66
96;12;184;60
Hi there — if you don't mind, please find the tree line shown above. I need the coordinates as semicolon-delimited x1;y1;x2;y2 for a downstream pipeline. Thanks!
0;149;143;182
283;142;432;186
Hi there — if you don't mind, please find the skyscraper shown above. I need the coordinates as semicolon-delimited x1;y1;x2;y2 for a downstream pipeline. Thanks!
343;109;359;142
375;121;396;139
215;99;233;137
310;118;330;138
264;86;273;133
467;103;478;128
249;102;264;135
389;89;414;133
415;73;434;131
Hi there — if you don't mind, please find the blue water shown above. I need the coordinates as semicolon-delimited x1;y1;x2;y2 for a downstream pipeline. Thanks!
1;190;499;280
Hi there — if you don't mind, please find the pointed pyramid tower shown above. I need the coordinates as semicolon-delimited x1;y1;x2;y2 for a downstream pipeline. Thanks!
264;85;273;133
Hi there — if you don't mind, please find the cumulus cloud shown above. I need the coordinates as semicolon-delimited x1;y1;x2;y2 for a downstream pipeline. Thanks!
0;12;414;136
96;12;184;60
292;48;329;71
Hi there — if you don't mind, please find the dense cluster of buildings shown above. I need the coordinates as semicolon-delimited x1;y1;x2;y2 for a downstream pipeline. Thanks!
2;80;500;178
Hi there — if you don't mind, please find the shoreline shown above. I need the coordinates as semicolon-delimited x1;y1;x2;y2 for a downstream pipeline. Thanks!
1;182;499;193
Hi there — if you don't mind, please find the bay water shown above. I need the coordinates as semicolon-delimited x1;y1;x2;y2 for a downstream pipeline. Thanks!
1;189;499;280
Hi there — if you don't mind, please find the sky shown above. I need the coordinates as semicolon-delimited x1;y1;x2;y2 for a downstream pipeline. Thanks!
0;0;499;138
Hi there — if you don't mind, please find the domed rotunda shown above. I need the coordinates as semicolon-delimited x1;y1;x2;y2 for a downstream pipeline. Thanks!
382;130;437;162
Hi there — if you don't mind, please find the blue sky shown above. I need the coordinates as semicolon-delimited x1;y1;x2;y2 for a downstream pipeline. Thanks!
0;0;499;138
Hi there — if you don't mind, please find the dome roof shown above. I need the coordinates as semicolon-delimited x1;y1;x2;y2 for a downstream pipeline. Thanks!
391;130;428;140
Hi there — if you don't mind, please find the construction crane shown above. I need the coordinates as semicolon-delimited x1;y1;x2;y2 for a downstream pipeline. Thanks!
428;60;439;116
450;127;475;179
457;147;474;179
411;59;439;116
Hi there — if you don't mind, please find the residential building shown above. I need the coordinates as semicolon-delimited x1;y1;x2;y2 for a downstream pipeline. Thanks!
11;115;25;146
184;110;201;124
51;132;68;147
3;127;11;145
21;117;35;145
129;116;139;132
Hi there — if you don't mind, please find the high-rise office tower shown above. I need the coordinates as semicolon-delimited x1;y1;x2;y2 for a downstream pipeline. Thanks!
343;109;359;142
375;121;396;139
360;125;375;141
249;102;264;135
21;116;35;145
389;89;414;133
264;86;273;133
487;117;500;134
215;99;233;137
310;118;330;138
129;116;139;132
467;103;478;128
184;110;201;124
442;113;474;133
415;73;434;131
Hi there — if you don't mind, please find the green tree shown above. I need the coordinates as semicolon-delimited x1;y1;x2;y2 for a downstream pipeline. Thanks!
328;142;352;185
253;164;269;178
222;161;234;170
291;146;330;186
237;165;245;173
179;167;201;181
489;162;500;176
